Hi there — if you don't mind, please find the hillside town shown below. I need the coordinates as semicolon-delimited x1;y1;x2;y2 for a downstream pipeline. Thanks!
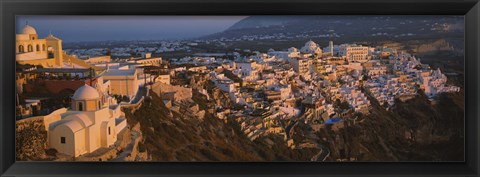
15;23;461;161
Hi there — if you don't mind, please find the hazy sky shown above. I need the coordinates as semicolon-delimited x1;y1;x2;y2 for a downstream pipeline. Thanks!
16;16;247;42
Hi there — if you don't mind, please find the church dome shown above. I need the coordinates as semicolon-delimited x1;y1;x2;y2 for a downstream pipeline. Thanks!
305;40;317;48
72;84;100;100
301;40;322;54
22;24;37;35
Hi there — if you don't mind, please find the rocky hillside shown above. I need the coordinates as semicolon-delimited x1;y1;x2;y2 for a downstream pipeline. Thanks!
124;88;320;161
320;90;464;161
126;86;464;161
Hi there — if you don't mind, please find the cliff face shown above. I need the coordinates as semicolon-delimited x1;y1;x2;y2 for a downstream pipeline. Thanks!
125;90;320;161
126;82;464;162
390;93;464;161
321;91;464;161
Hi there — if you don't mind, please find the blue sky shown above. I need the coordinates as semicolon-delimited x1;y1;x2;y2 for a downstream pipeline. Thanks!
16;16;247;42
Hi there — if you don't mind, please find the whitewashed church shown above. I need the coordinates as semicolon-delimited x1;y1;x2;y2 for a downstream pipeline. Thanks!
46;84;127;157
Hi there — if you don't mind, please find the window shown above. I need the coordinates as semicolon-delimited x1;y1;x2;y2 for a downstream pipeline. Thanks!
61;137;66;144
18;45;24;53
42;44;46;51
36;44;40;51
108;127;111;135
28;45;33;52
78;102;83;111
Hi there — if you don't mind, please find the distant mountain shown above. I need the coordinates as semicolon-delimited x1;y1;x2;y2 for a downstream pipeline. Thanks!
201;16;464;41
225;16;313;31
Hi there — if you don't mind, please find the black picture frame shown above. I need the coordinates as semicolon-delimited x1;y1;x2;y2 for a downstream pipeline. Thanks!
1;0;479;176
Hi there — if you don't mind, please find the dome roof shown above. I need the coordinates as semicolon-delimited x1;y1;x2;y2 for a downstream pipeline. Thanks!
305;40;317;47
302;40;322;54
22;24;37;35
72;84;100;100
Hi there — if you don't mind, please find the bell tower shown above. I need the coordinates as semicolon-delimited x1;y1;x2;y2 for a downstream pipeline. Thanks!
45;34;64;66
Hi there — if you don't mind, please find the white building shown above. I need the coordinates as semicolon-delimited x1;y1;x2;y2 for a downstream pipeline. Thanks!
288;57;311;74
233;60;262;81
16;23;64;67
300;40;322;55
102;69;139;97
279;84;292;100
16;23;103;72
46;84;126;157
339;44;369;61
422;68;460;97
287;47;300;58
156;74;171;85
84;56;111;64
